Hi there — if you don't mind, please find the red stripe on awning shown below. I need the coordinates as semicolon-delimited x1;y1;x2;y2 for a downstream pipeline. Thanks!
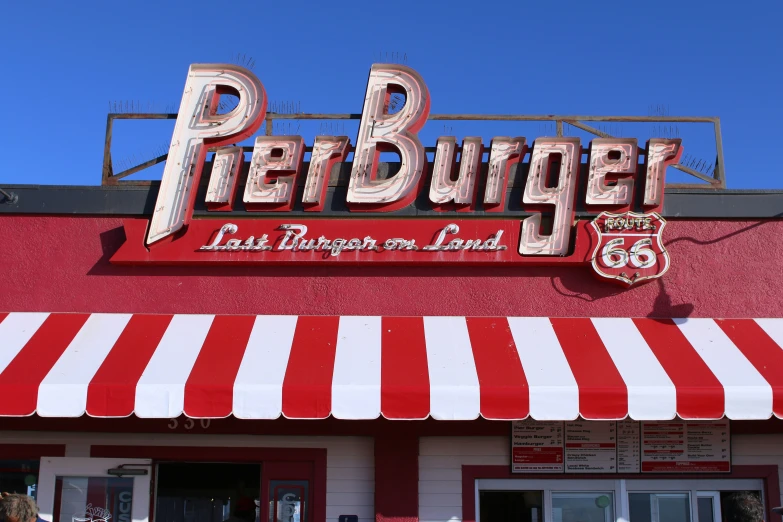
0;313;8;325
466;317;529;420
381;317;430;419
551;318;628;419
0;314;89;416
634;318;725;419
716;319;783;418
87;314;173;417
185;315;256;418
282;316;339;419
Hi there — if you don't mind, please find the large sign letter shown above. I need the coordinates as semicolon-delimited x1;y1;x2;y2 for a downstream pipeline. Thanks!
643;139;682;208
147;64;266;244
244;136;305;211
585;138;638;206
429;137;483;211
483;137;526;213
347;64;431;211
520;138;580;256
205;147;244;211
302;136;351;211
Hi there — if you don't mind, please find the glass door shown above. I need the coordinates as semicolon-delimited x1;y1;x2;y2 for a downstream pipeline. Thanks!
628;492;692;522
37;457;152;522
262;462;313;522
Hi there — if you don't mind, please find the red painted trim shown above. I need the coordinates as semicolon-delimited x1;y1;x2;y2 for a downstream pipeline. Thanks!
90;445;325;463
375;434;418;522
461;464;781;522
262;460;321;522
0;444;65;458
314;451;327;522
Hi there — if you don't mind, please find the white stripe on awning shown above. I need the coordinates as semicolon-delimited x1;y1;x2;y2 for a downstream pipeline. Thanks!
591;317;676;420
135;314;214;418
508;317;579;420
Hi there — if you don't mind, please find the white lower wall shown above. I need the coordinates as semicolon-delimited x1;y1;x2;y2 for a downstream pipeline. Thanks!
419;434;783;522
0;431;374;522
419;437;508;522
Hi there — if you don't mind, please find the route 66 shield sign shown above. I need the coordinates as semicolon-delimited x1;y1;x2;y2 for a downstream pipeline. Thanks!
588;212;670;287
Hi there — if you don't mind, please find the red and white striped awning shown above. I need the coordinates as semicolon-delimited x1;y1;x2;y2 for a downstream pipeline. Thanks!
1;313;782;421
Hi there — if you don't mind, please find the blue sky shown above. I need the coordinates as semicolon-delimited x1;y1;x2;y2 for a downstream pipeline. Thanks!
2;0;781;189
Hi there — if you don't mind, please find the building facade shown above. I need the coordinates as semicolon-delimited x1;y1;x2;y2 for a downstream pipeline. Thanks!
1;62;783;522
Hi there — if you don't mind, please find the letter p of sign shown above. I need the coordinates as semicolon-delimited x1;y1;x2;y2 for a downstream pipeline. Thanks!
147;64;267;244
347;64;431;211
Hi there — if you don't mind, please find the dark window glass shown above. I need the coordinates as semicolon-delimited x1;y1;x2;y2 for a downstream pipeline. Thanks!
155;463;261;522
0;460;40;499
479;491;543;522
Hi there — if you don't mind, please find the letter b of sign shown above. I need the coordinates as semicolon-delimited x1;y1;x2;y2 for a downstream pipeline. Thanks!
347;64;431;211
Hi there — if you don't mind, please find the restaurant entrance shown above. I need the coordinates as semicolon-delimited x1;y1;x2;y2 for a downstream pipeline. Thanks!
36;457;314;522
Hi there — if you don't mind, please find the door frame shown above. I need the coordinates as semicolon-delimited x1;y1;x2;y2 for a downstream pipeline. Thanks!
696;491;722;522
37;457;152;522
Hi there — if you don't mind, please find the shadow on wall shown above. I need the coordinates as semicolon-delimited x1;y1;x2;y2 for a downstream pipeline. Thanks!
666;214;781;248
551;274;695;319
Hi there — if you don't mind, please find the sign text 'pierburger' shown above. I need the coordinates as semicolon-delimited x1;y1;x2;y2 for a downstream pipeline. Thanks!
111;63;685;287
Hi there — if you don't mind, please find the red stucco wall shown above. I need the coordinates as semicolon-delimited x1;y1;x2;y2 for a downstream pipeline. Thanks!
1;216;782;317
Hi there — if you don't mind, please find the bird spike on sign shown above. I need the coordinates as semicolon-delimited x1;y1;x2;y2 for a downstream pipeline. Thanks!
128;61;685;287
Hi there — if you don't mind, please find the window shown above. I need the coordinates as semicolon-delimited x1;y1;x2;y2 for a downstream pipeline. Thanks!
476;479;764;522
629;493;690;522
155;463;261;522
479;491;543;522
0;460;41;499
552;492;614;522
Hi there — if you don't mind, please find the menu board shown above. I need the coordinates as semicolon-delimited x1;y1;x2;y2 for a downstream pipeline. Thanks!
564;421;617;473
641;421;731;473
617;420;641;473
511;420;564;473
512;420;730;474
